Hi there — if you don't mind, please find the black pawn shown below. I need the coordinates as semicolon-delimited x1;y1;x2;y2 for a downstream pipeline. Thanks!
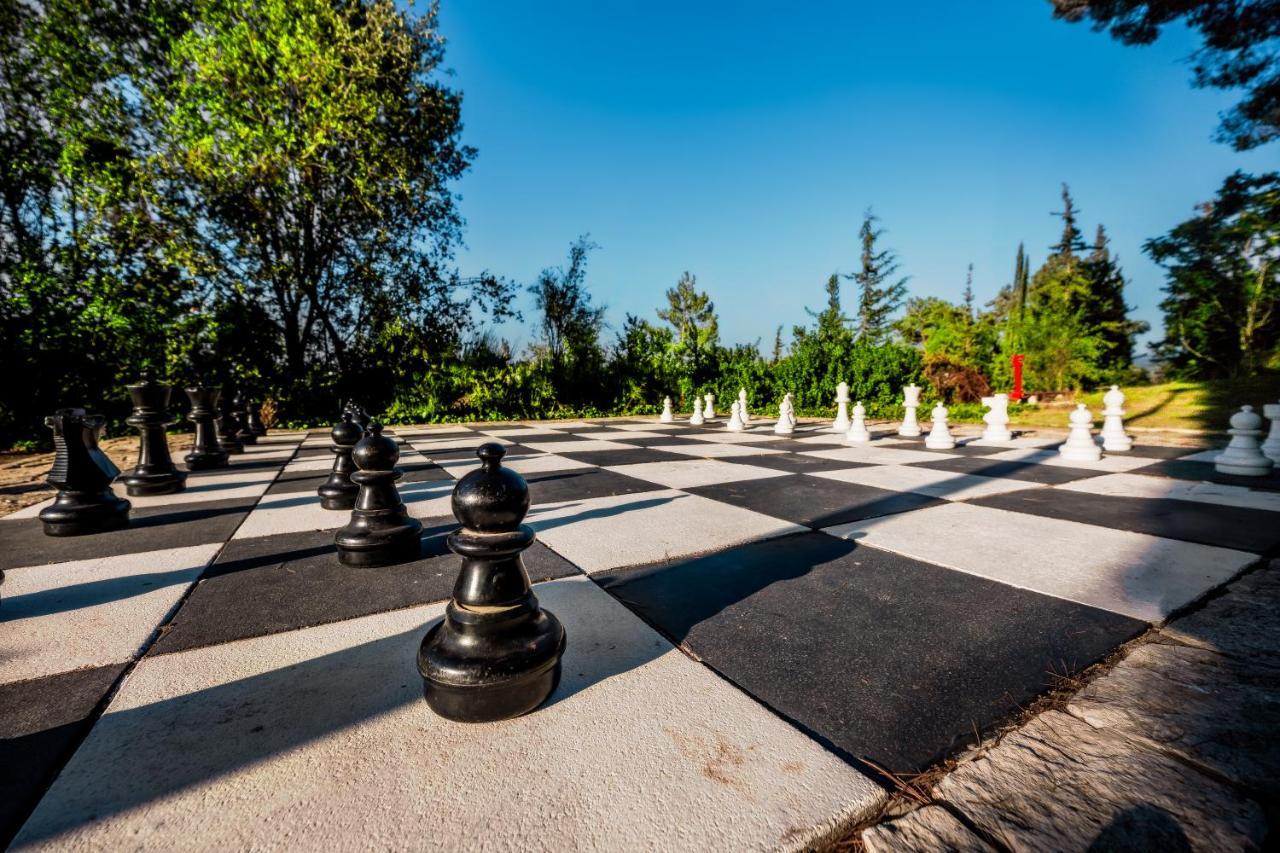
246;401;268;437
232;392;258;445
216;387;244;455
334;422;423;566
417;443;566;722
121;374;188;496
38;409;131;536
318;411;363;510
184;386;229;470
348;401;371;431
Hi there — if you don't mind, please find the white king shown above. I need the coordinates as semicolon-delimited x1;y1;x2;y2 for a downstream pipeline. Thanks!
832;381;851;432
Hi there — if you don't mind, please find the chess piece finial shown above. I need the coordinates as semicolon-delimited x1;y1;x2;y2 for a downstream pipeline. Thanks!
1100;385;1132;452
1216;405;1273;476
318;410;363;510
898;384;923;437
418;442;567;722
980;393;1012;442
39;408;131;536
121;374;187;496
184;385;230;470
832;381;852;432
1058;403;1102;462
924;402;956;449
334;422;423;566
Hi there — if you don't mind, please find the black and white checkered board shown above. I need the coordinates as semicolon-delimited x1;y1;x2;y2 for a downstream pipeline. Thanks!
1;417;1273;850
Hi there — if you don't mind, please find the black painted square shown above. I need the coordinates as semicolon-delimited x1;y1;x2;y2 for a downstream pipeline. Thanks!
525;467;665;505
687;474;940;527
554;447;690;467
1133;458;1280;492
907;455;1104;485
597;532;1144;773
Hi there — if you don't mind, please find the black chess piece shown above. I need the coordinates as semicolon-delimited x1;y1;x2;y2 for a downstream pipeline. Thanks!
121;373;188;496
318;411;363;510
38;409;131;536
348;401;371;431
216;387;244;455
246;401;268;437
231;392;257;445
184;385;230;470
417;443;566;723
334;422;423;566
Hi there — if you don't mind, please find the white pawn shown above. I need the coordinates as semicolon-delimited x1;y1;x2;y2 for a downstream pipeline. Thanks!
689;397;705;426
1100;385;1132;452
898;384;922;437
1216;406;1273;476
738;388;751;425
832;381;851;432
1261;402;1280;463
659;396;675;423
774;393;796;435
1058;403;1102;462
845;401;871;443
726;400;745;432
980;393;1012;442
704;393;717;420
924;402;956;449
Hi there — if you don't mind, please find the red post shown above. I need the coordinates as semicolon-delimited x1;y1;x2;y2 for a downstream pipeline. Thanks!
1011;354;1025;401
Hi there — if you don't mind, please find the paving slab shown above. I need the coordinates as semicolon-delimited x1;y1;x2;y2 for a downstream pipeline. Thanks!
862;805;996;853
809;464;1048;501
14;577;883;851
1056;471;1280;512
688;474;942;528
604;458;791;490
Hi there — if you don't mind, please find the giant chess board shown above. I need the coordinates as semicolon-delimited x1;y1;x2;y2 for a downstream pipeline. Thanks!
1;417;1274;849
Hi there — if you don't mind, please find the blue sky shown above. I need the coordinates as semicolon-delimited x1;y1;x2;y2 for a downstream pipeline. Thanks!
435;1;1276;355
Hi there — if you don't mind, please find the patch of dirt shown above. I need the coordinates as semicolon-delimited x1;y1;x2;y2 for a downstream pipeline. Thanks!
0;434;192;518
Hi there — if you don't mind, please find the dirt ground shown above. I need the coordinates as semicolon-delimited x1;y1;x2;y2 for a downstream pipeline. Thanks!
0;435;193;518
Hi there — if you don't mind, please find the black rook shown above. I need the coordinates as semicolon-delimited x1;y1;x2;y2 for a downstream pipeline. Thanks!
38;409;131;536
417;443;566;722
121;374;188;496
184;386;230;470
333;422;423;566
317;410;363;510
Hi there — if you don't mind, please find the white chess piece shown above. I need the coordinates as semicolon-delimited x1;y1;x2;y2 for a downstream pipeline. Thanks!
1100;385;1132;452
898;384;922;437
924;402;956;449
1058;403;1102;462
1261;402;1280;463
774;393;796;435
726;400;745;432
689;397;705;426
980;393;1012;442
738;388;751;425
1216;406;1274;476
845;401;871;443
659;396;674;423
832;381;851;432
703;393;716;420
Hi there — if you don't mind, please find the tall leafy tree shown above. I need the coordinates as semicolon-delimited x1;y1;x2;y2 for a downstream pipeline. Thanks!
847;210;909;342
529;236;606;388
1051;0;1280;150
656;270;719;387
962;263;976;320
1049;183;1087;258
806;273;852;339
1082;224;1148;372
1149;171;1280;377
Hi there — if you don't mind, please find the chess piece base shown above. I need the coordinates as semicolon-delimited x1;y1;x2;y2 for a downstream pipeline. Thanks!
418;601;566;723
1102;436;1133;452
185;450;229;471
218;438;244;455
925;435;955;450
335;511;423;567
1058;444;1102;462
1215;452;1273;477
981;428;1013;442
121;469;188;496
39;492;130;536
237;431;259;446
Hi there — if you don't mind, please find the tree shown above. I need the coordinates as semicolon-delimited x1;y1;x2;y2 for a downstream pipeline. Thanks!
847;210;909;342
1050;183;1087;258
1148;171;1280;377
656;271;719;386
530;236;606;384
1051;0;1280;150
806;273;852;339
1082;224;1148;372
962;263;976;321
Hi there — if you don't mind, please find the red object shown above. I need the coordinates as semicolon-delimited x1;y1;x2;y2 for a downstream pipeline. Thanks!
1011;354;1025;401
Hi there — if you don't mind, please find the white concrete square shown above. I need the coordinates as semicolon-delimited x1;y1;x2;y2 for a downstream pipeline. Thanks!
0;544;222;684
984;447;1157;472
389;425;474;435
433;453;592;479
280;455;336;473
823;502;1256;622
521;439;638;454
605;422;685;432
809;465;1049;501
1056;472;1280;512
476;426;573;437
964;435;1063;448
605;459;792;490
411;435;514;453
4;467;283;520
232;478;453;540
801;446;961;465
790;432;856;445
1175;448;1222;463
685;430;784;444
649;442;784;459
573;430;669;440
527;490;805;573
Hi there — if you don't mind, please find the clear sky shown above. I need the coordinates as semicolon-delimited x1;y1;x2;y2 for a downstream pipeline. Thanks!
435;0;1276;356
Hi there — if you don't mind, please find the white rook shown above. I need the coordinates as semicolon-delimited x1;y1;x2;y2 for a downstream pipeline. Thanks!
1058;404;1102;462
980;393;1012;442
924;403;955;450
1216;406;1273;477
845;401;871;443
832;381;851;432
898;384;922;437
1100;385;1132;452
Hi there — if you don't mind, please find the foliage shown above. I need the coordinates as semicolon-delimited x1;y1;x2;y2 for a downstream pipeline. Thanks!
1148;171;1280;378
922;354;992;404
848;210;909;343
1051;0;1280;150
657;271;719;389
528;236;607;405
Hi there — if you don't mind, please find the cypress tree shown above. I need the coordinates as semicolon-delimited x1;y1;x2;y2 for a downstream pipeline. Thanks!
847;210;909;343
1014;243;1029;320
963;263;975;322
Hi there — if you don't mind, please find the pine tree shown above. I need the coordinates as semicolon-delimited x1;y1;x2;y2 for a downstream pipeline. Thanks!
771;325;784;362
1050;183;1087;258
807;273;851;338
846;210;909;343
1014;242;1029;320
962;263;975;321
1083;224;1148;372
657;271;720;385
